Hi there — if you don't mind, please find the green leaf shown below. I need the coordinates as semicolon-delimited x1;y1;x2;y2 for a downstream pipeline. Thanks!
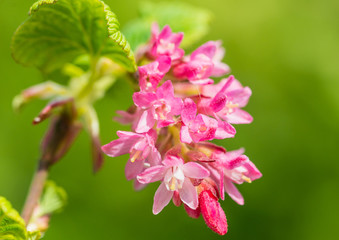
0;197;27;240
123;1;212;50
12;0;136;75
27;231;41;240
38;181;67;217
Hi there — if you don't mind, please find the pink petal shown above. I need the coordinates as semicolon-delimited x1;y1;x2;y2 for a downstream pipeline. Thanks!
215;121;236;139
146;149;162;166
205;166;223;199
101;132;140;157
153;182;174;215
224;179;244;205
162;155;184;167
242;160;263;181
225;154;248;169
156;80;174;99
168;32;184;47
114;110;135;125
228;86;252;108
211;62;230;77
181;98;197;125
133;92;157;108
158;25;172;39
191;41;217;59
171;48;185;60
226;77;245;92
157;55;172;73
134;109;155;133
224;108;253;124
133;180;147;191
151;22;160;38
125;159;145;180
182;162;210;179
178;178;198;210
180;125;193;143
169;97;183;115
210;92;227;113
116;130;141;139
137;165;166;184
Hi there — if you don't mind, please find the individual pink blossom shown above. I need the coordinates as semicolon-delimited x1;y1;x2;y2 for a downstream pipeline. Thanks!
205;148;262;204
101;129;161;180
137;153;210;214
180;98;235;143
138;56;171;92
208;40;231;77
148;23;184;61
173;41;229;85
133;80;183;133
198;75;253;124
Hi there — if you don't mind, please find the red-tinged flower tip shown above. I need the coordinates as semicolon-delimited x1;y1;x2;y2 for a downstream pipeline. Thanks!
184;203;201;219
199;190;228;235
172;190;182;207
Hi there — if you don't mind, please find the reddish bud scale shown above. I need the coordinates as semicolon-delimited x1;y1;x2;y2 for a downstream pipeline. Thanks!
184;204;201;219
199;190;228;235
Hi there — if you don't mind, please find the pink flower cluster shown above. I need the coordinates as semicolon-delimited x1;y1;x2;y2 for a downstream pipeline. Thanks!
102;24;262;235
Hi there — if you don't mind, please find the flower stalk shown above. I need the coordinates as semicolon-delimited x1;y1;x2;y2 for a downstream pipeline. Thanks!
21;162;49;225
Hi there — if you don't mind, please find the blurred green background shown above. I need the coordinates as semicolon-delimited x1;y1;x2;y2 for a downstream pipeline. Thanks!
1;0;339;239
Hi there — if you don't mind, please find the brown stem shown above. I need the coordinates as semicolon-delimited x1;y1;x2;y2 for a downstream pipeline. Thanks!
21;162;49;225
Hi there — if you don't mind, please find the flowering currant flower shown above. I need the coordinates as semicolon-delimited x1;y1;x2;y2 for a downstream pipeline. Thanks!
148;23;184;61
173;41;230;85
208;40;231;77
102;129;161;181
180;98;235;143
198;75;253;124
137;152;210;214
138;56;171;92
133;80;183;133
205;148;262;204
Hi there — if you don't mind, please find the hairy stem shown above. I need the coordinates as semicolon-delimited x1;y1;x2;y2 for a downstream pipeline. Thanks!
21;162;49;225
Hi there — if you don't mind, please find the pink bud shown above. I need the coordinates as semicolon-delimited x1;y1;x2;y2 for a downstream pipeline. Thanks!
199;190;228;235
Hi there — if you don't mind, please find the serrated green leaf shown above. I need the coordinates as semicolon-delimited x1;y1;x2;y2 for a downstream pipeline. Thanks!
0;197;27;240
38;181;67;217
12;0;136;75
27;231;41;240
123;1;211;50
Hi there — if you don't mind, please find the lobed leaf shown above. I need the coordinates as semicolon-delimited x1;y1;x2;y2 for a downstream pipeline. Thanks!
12;0;136;75
0;197;27;240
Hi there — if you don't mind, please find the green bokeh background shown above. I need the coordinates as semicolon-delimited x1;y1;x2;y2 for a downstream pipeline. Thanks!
1;0;339;239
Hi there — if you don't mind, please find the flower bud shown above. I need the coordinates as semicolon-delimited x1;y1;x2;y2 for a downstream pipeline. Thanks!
199;190;227;235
